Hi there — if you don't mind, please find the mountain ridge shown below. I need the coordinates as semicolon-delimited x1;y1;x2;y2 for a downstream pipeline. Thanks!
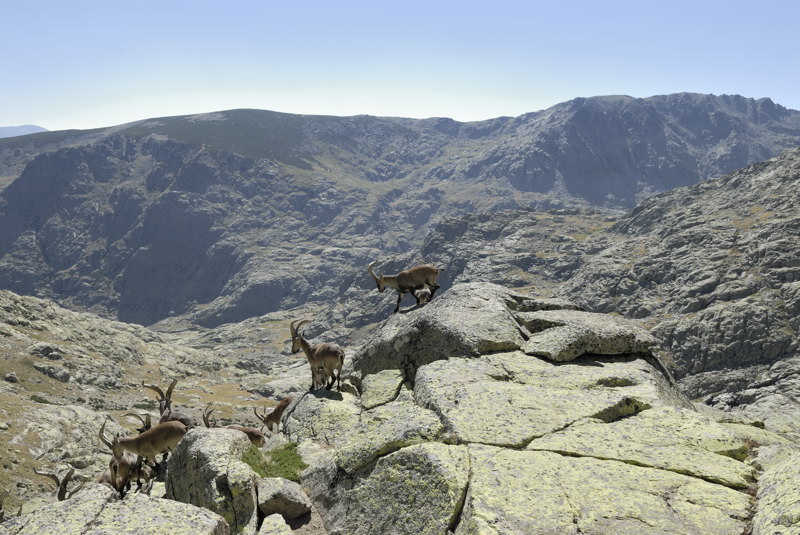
0;93;799;327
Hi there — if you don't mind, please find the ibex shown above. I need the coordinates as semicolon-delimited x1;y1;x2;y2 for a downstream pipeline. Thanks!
142;379;195;428
202;404;267;448
102;418;187;467
290;319;345;391
98;419;152;494
367;261;442;313
33;466;85;501
414;286;432;304
253;397;293;433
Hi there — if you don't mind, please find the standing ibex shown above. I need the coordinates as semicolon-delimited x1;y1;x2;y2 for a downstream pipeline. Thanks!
290;319;345;391
102;418;187;467
253;397;293;433
142;379;195;428
367;261;442;313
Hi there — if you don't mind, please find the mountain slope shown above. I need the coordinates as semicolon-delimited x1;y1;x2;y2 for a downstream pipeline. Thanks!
0;94;798;327
552;147;800;432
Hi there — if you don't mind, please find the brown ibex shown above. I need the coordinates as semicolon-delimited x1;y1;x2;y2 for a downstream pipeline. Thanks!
98;419;152;495
103;418;187;467
142;379;195;428
290;319;345;391
202;404;267;448
253;397;293;433
367;261;442;313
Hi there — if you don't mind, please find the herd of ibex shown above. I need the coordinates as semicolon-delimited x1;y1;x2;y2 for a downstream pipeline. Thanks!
3;259;442;514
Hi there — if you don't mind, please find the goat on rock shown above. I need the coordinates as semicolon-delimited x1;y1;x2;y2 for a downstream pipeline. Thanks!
367;261;442;313
290;319;345;391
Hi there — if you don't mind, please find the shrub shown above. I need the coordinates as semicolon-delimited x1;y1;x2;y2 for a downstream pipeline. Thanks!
242;442;308;482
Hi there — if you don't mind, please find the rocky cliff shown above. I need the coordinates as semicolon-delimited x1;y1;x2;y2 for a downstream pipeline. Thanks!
3;283;796;534
554;146;800;438
0;94;798;326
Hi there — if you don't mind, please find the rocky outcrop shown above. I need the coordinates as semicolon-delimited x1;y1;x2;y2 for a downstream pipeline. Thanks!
1;279;796;534
256;478;311;520
166;428;259;535
752;448;800;535
555;147;800;437
257;514;293;535
284;283;764;534
164;428;325;535
1;483;229;534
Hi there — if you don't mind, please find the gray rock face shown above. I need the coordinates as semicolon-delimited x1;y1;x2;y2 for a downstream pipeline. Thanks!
518;308;658;361
1;483;230;535
165;428;258;534
256;478;311;520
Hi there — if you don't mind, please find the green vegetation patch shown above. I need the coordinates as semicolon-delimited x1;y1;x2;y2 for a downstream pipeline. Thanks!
29;394;53;405
242;442;308;482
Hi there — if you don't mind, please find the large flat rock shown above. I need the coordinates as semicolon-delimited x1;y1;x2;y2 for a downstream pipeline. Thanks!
414;351;687;448
456;445;752;535
1;483;230;535
528;406;755;489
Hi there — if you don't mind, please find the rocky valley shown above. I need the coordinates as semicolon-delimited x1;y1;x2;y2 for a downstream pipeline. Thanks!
1;93;800;534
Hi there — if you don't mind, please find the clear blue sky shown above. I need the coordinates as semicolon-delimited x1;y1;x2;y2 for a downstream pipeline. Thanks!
2;0;799;131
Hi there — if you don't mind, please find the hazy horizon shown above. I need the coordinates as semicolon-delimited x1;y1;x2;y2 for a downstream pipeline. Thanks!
3;0;799;131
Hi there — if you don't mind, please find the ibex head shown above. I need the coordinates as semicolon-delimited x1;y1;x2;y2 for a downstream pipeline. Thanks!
99;419;123;459
367;261;386;292
289;319;312;353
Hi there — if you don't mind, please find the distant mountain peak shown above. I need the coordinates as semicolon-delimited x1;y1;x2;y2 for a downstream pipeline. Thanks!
0;125;48;138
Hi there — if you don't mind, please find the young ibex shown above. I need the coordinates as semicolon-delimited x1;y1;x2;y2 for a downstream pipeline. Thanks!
201;404;267;448
367;261;442;313
414;286;432;304
33;466;85;501
290;319;345;391
253;397;294;433
142;379;195;428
